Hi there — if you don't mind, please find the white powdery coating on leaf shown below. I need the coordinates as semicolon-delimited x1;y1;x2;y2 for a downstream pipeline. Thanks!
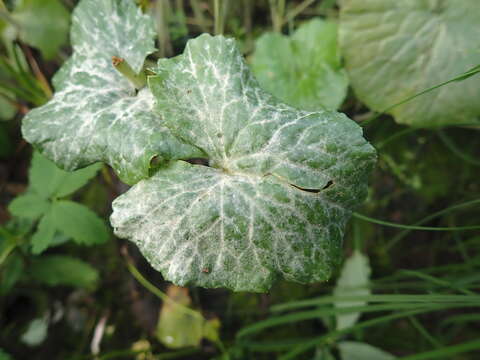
112;35;377;292
22;0;200;184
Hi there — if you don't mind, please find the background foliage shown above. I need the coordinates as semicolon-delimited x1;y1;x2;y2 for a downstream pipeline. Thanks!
1;0;479;359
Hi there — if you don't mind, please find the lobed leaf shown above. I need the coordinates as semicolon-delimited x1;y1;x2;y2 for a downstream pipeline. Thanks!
22;0;202;185
252;19;348;111
339;0;480;127
111;35;376;292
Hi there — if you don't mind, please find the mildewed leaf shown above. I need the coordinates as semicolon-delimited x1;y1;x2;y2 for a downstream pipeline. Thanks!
22;0;202;185
252;18;348;111
339;0;480;127
111;35;376;292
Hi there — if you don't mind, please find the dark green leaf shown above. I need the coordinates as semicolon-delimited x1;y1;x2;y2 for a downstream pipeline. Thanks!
29;255;99;288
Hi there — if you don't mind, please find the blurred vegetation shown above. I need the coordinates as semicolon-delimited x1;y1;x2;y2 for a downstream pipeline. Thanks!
1;0;480;359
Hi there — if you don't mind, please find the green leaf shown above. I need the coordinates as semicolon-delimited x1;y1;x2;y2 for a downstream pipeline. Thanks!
29;255;99;288
22;0;202;185
339;0;480;127
333;250;371;330
10;0;69;60
51;200;109;245
8;193;50;219
338;341;395;360
20;317;48;347
252;19;348;111
156;285;209;349
111;35;376;292
29;151;101;199
30;211;56;254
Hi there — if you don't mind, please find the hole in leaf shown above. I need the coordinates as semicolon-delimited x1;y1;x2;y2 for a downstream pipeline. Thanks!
290;180;334;194
186;158;210;167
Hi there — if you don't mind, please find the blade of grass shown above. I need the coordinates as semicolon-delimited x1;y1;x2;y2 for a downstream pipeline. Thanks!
238;299;480;338
386;198;480;250
353;212;480;231
271;294;480;313
437;130;480;166
279;306;458;359
397;339;480;360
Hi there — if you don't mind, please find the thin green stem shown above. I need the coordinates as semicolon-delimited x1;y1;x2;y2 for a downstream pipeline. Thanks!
361;65;480;127
408;316;443;349
284;0;316;25
124;256;203;319
214;0;225;35
155;0;173;58
385;199;480;250
437;130;480;166
353;212;480;232
112;56;146;89
191;0;209;32
398;270;475;295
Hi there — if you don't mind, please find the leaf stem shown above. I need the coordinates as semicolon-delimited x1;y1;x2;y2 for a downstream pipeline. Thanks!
112;56;146;89
214;0;228;35
122;247;202;319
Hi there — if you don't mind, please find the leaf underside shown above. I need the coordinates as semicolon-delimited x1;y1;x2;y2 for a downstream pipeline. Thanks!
340;0;480;127
111;34;377;292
